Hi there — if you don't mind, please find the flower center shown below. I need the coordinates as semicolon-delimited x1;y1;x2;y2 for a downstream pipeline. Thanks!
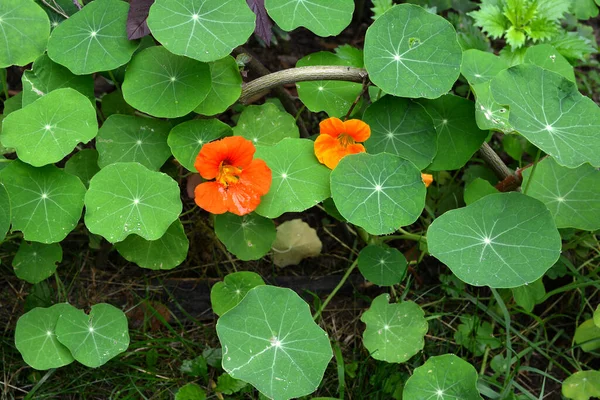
338;133;355;148
217;162;242;186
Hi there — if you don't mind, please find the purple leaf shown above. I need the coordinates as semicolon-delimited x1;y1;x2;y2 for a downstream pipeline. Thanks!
127;0;154;40
72;0;82;10
246;0;272;46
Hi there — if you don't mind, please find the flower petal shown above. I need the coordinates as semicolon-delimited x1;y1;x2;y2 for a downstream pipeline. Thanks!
343;119;371;142
194;181;229;214
226;185;263;216
314;134;340;165
421;173;433;188
319;117;345;138
239;159;272;196
195;136;255;179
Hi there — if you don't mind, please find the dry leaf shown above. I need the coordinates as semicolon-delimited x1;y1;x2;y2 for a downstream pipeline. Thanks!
272;219;322;267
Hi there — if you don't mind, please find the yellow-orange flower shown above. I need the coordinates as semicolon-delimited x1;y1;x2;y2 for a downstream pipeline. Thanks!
314;117;371;169
422;173;433;188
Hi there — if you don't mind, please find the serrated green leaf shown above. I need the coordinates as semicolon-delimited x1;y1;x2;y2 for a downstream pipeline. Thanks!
470;4;508;38
13;241;62;284
454;315;501;356
175;383;206;400
364;4;462;98
194;56;242;116
461;49;510;85
47;0;138;75
537;0;573;20
1;88;97;167
214;213;276;261
233;103;299;146
549;31;596;60
572;0;600;19
357;245;407;286
265;0;354;37
210;271;265;316
505;26;526;48
64;149;100;188
562;371;600;400
524;44;575;82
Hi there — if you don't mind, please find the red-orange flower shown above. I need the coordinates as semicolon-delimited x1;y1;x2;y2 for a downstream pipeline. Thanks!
314;117;371;169
194;136;272;216
422;173;433;188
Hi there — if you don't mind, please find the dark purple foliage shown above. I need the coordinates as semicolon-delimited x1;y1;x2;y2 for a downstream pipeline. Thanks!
72;0;82;10
127;0;154;40
246;0;272;46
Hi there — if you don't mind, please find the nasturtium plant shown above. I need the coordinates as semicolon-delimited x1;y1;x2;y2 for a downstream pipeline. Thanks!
47;0;139;75
84;162;182;242
175;383;206;400
0;184;10;242
217;286;333;400
574;319;600;352
194;56;242;116
210;271;265;317
511;278;546;313
13;241;62;284
364;4;462;98
471;81;512;133
265;0;354;37
55;303;130;368
562;371;600;400
524;44;575;82
232;103;299;146
464;178;499;205
64;149;100;188
357;245;407;286
428;192;562;288
361;294;428;363
214;212;276;261
0;161;86;244
460;49;510;85
1;88;97;167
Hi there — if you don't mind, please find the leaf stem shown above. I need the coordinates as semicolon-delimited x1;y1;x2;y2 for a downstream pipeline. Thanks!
522;148;541;195
313;259;358;321
0;69;8;100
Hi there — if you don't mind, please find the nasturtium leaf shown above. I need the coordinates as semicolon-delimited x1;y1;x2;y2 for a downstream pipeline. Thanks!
101;90;136;117
13;241;62;284
295;51;363;118
464;178;499;205
194;56;242;116
0;184;10;242
0;0;50;68
0;88;98;167
364;4;462;98
210;271;265;316
471;82;513;133
15;304;75;370
357;245;407;286
115;220;189;270
427;192;562;288
271;219;322;267
175;383;206;400
147;0;255;62
64;149;100;188
96;115;172;170
361;294;428;363
34;0;78;28
214;212;276;261
522;157;600;231
254;138;331;218
21;54;95;107
84;162;182;242
122;46;212;118
2;93;22;116
265;0;353;37
562;371;600;400
419;95;488;171
55;303;130;368
47;0;138;75
460;49;509;85
363;96;436;170
233;103;299;146
215;373;247;394
574;319;600;352
491;64;600;168
595;305;600;328
331;153;426;235
168;119;232;171
524;44;575;82
0;161;86;244
403;354;483;400
217;285;333;400
511;278;545;313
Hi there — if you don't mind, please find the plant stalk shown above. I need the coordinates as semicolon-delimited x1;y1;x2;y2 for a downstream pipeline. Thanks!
313;259;358;320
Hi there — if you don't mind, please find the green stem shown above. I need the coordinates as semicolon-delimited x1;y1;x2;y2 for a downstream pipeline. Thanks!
491;288;513;395
0;68;8;99
522;148;541;195
539;281;600;303
383;227;426;243
107;70;121;93
0;159;12;163
313;259;358;320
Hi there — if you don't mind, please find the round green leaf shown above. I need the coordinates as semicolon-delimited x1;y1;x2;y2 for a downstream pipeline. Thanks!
472;81;513;133
595;305;600;329
84;162;182;242
122;46;211;118
47;0;138;75
21;54;95;107
522;157;600;231
96;115;172;170
330;152;426;235
64;149;100;188
0;184;10;242
524;44;575;82
147;0;255;62
490;64;600;168
14;304;75;370
0;161;86;243
574;319;600;352
363;96;437;170
562;371;600;400
0;0;50;68
115;220;189;270
13;241;62;284
217;285;333;400
360;294;428;363
55;303;130;368
358;245;407;286
0;88;98;167
101;90;136;117
427;192;562;288
194;56;242;116
464;178;499;205
419;95;488;171
403;354;483;400
233;103;299;146
296;51;363;118
460;49;509;85
214;212;276;261
210;271;265;317
254;138;331;218
265;0;354;37
364;4;462;98
167;119;232;172
176;383;206;400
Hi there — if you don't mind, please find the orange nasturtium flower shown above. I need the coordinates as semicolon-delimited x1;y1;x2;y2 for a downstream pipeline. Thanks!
314;117;371;169
194;136;272;216
422;173;433;188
